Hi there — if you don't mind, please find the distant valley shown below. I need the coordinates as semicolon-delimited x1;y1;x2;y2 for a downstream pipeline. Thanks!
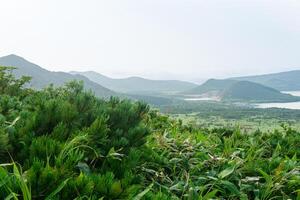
1;54;300;105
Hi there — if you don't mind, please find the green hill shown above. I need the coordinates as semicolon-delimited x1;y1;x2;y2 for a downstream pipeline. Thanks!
70;71;197;94
184;79;300;103
184;79;236;95
231;70;300;91
222;81;300;102
0;54;117;98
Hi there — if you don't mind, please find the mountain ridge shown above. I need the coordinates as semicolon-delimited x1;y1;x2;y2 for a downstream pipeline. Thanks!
231;70;300;91
2;54;300;103
0;54;117;98
70;71;198;94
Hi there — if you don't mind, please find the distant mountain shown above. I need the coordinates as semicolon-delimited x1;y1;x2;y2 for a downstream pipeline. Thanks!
185;79;236;95
222;81;300;102
183;79;300;103
231;70;300;91
70;71;197;94
0;54;116;98
126;94;173;106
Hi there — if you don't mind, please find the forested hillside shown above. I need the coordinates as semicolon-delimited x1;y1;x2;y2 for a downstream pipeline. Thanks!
0;66;299;199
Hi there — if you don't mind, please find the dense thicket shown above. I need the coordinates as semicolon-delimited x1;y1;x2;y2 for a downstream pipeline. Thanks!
0;66;299;199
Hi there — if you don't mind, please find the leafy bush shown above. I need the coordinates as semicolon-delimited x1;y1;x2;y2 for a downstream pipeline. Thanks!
0;66;299;199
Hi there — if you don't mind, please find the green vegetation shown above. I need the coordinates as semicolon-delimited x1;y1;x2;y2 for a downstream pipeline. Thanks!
172;113;300;133
161;101;300;131
1;66;300;199
3;54;300;106
160;101;300;119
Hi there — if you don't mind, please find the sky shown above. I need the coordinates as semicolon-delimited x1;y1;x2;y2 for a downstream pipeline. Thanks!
1;0;300;82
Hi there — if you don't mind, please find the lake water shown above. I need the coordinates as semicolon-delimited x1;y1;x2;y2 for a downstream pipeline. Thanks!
184;97;218;101
183;95;220;101
183;91;300;110
255;91;300;110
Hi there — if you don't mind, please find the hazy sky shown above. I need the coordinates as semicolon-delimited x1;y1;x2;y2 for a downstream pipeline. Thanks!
1;0;300;82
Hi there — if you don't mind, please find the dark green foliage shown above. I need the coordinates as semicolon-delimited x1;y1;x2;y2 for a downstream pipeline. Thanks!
0;66;299;199
160;100;300;120
142;115;300;199
0;66;151;199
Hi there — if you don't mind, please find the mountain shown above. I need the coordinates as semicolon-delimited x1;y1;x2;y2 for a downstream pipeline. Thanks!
231;70;300;91
70;71;197;94
0;54;116;98
185;79;237;95
221;81;300;102
183;79;300;103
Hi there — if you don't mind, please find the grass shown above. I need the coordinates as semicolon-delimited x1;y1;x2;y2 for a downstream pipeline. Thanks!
172;113;300;132
1;66;300;199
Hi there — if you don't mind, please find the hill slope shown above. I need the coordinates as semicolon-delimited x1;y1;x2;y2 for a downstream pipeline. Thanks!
70;71;197;94
222;81;300;102
231;70;300;91
0;54;116;98
184;79;300;102
184;79;236;95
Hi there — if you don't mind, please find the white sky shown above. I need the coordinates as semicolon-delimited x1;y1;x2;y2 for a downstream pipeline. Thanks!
1;0;300;82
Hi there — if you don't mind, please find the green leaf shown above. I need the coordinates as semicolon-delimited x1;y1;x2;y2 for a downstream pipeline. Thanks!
133;183;154;200
45;178;70;200
107;147;124;161
219;180;240;195
257;169;272;184
202;189;218;200
218;166;235;179
5;192;19;200
76;162;91;174
13;163;31;200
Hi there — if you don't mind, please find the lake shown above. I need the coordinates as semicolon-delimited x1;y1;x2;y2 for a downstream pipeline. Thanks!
184;97;219;101
183;91;300;110
255;91;300;110
183;95;220;101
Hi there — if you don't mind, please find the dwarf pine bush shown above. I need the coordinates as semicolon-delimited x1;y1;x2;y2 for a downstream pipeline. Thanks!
0;66;299;199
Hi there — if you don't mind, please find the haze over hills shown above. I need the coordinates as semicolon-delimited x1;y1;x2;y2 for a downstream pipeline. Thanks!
70;71;197;94
0;54;175;105
183;79;300;103
1;54;300;104
0;54;116;98
222;81;300;102
184;79;237;96
231;70;300;91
